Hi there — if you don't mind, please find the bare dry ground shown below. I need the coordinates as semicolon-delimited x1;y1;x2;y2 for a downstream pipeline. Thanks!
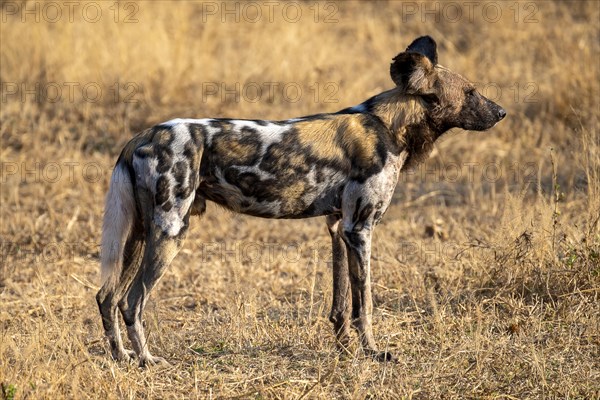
1;1;599;398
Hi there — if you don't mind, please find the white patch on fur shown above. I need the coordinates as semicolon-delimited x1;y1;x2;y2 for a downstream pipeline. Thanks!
232;165;275;180
350;103;367;113
170;123;192;152
161;118;212;127
162;118;290;149
341;151;408;233
153;194;194;236
132;154;159;191
100;164;136;284
230;120;288;147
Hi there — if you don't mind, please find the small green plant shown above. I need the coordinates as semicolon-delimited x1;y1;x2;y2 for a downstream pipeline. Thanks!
191;340;230;357
564;250;578;267
1;383;16;400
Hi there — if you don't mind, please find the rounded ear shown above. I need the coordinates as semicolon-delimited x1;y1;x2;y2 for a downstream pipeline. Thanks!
390;52;436;94
406;36;438;65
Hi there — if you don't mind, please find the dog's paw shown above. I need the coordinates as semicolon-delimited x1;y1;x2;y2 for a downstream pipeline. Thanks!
112;348;137;363
374;351;397;363
138;354;171;368
365;349;397;363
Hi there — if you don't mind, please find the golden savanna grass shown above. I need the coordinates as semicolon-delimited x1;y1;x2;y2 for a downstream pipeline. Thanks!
1;1;599;398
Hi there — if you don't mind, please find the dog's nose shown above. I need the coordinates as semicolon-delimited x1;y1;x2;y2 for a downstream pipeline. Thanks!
498;108;506;120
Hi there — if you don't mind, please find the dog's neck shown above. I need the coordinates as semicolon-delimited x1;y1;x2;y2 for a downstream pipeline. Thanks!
367;89;441;170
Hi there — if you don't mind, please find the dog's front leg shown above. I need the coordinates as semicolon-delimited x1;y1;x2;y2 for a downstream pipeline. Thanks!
341;225;395;362
339;169;399;362
341;227;372;353
326;214;352;353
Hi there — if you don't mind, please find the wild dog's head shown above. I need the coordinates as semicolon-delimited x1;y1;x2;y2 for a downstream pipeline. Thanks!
390;36;506;133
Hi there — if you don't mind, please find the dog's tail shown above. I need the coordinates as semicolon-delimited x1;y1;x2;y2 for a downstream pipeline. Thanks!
100;160;136;285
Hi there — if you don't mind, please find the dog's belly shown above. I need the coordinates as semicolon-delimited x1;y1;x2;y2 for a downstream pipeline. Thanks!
197;165;347;219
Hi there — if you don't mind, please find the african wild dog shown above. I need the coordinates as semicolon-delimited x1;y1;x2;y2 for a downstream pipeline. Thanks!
97;36;506;366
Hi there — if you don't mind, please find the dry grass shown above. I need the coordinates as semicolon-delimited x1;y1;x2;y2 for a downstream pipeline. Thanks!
1;1;599;398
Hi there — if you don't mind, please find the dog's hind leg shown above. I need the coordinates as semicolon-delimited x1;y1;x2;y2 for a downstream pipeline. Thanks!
326;214;353;354
118;190;189;367
96;232;144;361
96;163;142;361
